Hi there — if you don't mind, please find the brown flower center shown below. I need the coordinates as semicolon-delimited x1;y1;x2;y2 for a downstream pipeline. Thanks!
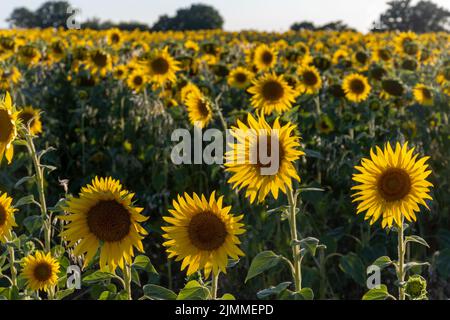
253;134;284;170
350;79;365;94
234;72;247;83
197;99;210;118
0;109;14;143
377;168;411;202
262;80;284;101
19;111;35;127
0;205;6;226
87;200;131;242
302;71;318;86
151;57;170;74
33;262;53;282
261;51;274;65
188;212;227;251
133;75;143;86
92;51;107;68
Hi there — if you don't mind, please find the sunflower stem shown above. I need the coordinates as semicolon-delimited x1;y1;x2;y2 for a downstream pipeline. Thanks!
8;245;17;287
397;218;406;300
211;272;219;300
287;189;302;291
24;132;51;253
123;263;133;300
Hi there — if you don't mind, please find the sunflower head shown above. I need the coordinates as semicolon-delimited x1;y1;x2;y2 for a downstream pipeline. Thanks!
0;92;18;165
0;192;17;243
227;67;254;89
21;251;60;292
381;79;405;99
19;106;42;136
248;73;297;115
145;47;180;85
413;84;433;106
185;91;213;128
162;191;245;278
225;113;305;203
342;73;371;103
60;177;148;271
127;69;147;93
253;44;278;71
297;65;322;95
88;49;112;77
352;142;433;228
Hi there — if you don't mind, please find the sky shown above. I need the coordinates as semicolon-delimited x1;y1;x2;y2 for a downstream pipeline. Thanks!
1;0;449;32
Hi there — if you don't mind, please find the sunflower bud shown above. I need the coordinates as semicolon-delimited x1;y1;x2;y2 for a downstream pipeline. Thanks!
405;275;427;300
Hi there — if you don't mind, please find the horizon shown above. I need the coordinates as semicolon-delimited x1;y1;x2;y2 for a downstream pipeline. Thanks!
1;0;449;32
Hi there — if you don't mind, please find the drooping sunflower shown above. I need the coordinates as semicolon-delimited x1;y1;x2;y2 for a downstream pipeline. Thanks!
380;79;405;99
0;92;18;164
19;106;42;136
60;177;148;271
297;65;322;95
413;84;433;106
126;69;147;93
162;191;245;278
342;73;371;103
248;73;297;115
21;251;60;292
253;44;278;71
185;91;213;128
225;113;305;203
144;47;180;85
0;192;17;243
352;142;433;228
227;67;254;89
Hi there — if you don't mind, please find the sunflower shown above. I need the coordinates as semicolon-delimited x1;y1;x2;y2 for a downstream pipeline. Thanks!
227;67;254;89
180;82;202;103
225;113;305;203
352;142;433;228
87;49;112;77
413;84;433;106
380;79;405;99
60;177;148;271
18;45;41;66
48;39;67;62
113;65;128;80
19;106;42;136
253;44;278;71
21;251;60;292
162;191;245;278
342;73;371;103
248;73;297;115
127;69;147;93
106;29;123;48
0;192;17;243
144;47;180;85
185;91;213;128
297;65;322;95
395;32;419;56
0;92;18;164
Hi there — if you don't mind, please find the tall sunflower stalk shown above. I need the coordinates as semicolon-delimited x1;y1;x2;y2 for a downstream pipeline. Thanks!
287;189;302;291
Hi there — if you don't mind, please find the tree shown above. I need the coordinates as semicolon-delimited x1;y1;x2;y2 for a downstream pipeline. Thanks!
7;1;71;29
152;4;224;31
372;0;449;32
290;21;316;31
6;7;38;28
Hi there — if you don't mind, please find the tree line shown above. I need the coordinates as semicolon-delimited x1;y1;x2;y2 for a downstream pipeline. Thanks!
6;0;449;32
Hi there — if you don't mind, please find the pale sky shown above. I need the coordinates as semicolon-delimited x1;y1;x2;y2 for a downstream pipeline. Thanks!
1;0;449;32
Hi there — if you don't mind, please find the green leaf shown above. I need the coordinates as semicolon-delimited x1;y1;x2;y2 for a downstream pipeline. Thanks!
299;237;321;256
98;291;115;300
279;288;314;300
14;195;39;208
257;282;291;299
362;285;390;300
404;261;430;273
131;268;141;286
220;293;236;300
177;280;209;300
245;251;282;283
143;284;177;300
132;255;158;274
339;253;366;285
83;271;116;283
14;175;35;188
372;256;393;270
405;235;430;248
23;215;43;234
296;287;314;300
55;288;75;300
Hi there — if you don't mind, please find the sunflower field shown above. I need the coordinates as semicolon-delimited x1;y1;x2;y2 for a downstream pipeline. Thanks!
0;28;449;301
